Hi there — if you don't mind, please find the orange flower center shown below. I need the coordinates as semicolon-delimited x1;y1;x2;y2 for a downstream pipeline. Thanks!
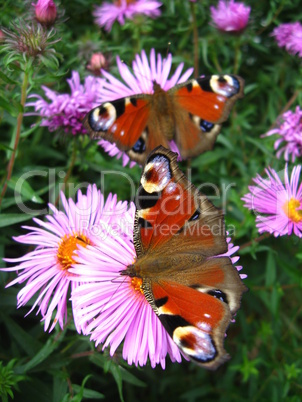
282;198;302;223
131;277;144;294
116;0;136;5
57;233;91;271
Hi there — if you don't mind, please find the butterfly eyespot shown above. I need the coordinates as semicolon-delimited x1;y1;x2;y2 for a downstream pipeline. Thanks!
210;75;240;98
89;103;117;132
199;120;214;133
217;76;227;84
173;326;217;362
141;154;172;193
132;137;146;154
207;289;228;304
189;210;201;222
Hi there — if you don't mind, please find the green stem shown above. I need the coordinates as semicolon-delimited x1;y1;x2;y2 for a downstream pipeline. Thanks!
190;1;199;78
0;70;29;208
233;39;241;74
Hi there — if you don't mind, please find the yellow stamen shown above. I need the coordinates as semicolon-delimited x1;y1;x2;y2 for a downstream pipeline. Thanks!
131;277;143;294
57;233;91;271
282;198;302;223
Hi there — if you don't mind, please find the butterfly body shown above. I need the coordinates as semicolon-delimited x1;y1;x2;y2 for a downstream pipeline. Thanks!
84;75;244;164
121;146;247;369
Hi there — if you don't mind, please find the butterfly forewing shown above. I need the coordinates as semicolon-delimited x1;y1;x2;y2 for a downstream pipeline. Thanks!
134;147;227;258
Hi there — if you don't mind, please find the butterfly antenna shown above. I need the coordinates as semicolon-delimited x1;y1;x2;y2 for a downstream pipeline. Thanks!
166;42;172;58
99;275;128;316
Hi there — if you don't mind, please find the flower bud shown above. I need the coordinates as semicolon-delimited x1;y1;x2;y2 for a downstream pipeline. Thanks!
86;52;109;76
32;0;57;27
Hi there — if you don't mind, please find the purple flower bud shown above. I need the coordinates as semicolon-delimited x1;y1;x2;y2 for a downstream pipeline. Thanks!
32;0;57;27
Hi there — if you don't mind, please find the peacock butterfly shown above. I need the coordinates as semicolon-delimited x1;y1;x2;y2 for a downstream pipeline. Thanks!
121;146;247;369
83;75;244;165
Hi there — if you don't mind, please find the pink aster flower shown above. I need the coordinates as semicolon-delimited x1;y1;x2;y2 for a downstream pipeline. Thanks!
242;165;302;237
272;22;302;57
210;0;250;33
263;106;302;163
0;185;133;331
70;217;244;368
93;0;162;32
97;48;193;165
26;71;104;135
32;0;57;27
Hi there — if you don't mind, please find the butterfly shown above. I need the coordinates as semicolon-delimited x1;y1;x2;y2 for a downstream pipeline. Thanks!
120;146;247;369
83;74;244;165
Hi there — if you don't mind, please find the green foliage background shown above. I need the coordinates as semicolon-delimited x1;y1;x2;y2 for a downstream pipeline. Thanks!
0;0;302;401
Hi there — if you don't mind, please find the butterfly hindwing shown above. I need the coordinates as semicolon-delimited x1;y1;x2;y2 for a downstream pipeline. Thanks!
84;74;244;164
146;275;231;369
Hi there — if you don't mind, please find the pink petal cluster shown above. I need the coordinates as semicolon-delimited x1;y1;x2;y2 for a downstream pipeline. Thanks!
210;0;250;33
97;48;193;165
1;185;132;331
94;0;162;32
32;0;57;27
242;165;302;237
26;71;104;135
272;22;302;57
263;106;302;162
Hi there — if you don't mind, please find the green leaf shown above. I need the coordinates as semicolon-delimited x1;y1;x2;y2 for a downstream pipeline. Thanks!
53;375;68;402
0;95;20;117
69;375;92;402
0;213;38;228
90;355;125;402
71;383;104;400
1;314;42;357
0;143;14;152
18;332;65;373
0;70;18;85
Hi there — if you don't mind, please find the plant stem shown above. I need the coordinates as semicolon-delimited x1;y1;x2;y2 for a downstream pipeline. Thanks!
240;233;270;250
0;70;29;208
233;39;241;74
